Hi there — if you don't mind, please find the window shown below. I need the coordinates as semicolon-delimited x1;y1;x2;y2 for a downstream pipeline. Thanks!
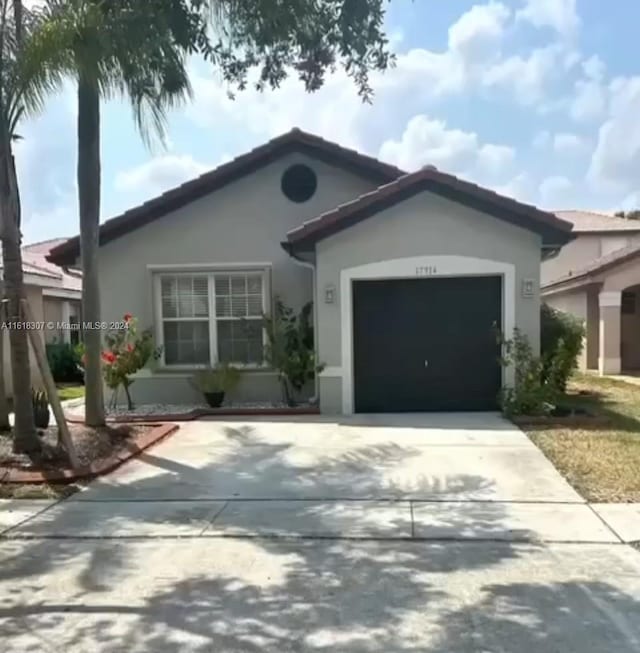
215;274;265;364
281;164;317;203
69;314;81;345
156;270;267;366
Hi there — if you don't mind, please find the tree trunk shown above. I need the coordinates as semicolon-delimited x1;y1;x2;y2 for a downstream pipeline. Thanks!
2;232;37;452
0;128;37;452
77;73;105;426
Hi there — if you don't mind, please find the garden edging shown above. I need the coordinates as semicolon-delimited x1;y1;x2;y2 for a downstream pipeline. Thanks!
0;422;179;484
65;405;320;423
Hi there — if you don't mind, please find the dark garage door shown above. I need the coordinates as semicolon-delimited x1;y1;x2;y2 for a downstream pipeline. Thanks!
353;276;502;412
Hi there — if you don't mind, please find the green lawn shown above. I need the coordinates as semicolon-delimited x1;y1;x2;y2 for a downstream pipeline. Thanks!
526;373;640;502
57;384;85;401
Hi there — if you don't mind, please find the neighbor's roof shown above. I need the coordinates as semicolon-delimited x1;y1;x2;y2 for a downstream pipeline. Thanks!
285;167;574;251
47;128;405;267
0;252;60;281
543;241;640;292
554;210;640;233
22;238;82;293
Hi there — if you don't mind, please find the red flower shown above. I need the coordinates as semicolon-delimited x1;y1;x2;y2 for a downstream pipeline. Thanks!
127;343;134;352
123;313;132;322
101;351;116;364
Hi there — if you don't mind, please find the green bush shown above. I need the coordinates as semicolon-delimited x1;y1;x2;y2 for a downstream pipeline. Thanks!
540;304;585;392
191;364;241;394
263;298;324;406
498;328;556;417
46;342;83;383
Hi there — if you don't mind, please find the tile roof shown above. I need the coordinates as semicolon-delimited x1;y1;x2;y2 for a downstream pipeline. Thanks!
285;167;573;250
22;239;81;292
47;128;405;267
542;241;640;291
554;210;640;233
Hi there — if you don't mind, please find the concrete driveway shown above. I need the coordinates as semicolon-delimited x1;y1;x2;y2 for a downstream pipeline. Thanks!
1;413;640;652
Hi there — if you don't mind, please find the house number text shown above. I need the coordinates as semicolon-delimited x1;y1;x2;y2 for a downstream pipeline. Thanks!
416;265;437;276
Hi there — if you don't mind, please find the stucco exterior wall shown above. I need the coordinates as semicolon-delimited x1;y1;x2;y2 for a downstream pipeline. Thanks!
43;298;63;344
544;289;589;370
314;190;542;413
96;153;377;405
542;233;640;284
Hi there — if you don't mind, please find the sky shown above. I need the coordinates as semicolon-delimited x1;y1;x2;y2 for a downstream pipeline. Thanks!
15;0;640;244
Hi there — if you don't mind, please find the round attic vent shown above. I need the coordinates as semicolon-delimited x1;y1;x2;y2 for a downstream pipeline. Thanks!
281;164;317;203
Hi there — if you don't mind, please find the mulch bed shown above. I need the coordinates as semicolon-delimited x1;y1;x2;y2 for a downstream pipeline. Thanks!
0;422;178;484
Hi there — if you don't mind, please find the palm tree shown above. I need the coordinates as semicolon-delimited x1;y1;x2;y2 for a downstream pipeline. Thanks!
0;0;62;452
30;0;192;425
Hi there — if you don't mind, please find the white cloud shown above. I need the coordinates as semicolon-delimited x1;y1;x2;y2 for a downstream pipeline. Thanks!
553;132;587;155
482;44;577;105
570;55;607;123
448;1;510;61
492;173;535;202
540;175;573;205
378;114;515;181
517;0;580;36
115;154;211;195
589;76;640;191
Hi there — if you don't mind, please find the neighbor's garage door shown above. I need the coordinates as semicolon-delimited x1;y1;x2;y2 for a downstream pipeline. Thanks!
353;276;502;412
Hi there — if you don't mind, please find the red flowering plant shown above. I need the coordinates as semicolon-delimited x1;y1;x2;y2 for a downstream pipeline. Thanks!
101;314;162;410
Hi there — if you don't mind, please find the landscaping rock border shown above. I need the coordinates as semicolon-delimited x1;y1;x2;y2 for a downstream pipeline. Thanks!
65;405;320;424
0;423;179;484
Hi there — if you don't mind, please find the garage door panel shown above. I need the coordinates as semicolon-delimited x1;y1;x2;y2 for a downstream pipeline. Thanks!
353;276;502;413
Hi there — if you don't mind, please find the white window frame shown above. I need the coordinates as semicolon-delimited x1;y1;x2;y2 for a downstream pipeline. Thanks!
151;264;271;370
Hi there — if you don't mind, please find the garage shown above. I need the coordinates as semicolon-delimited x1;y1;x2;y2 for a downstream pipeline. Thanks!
352;275;502;412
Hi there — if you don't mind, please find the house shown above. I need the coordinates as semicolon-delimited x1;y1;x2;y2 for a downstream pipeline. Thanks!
542;210;640;376
22;239;82;346
0;239;81;396
48;129;571;413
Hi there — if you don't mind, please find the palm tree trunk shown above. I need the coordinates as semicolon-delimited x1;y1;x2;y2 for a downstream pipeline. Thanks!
77;72;104;427
2;234;37;452
0;128;37;451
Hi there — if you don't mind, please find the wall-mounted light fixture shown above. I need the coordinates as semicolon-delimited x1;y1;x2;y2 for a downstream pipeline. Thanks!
324;284;336;304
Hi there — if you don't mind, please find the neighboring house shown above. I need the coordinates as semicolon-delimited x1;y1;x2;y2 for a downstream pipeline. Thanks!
48;129;571;414
22;239;82;346
542;210;640;376
0;239;81;396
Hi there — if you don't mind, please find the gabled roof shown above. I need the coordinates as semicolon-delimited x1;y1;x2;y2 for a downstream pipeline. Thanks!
47;129;405;266
285;167;573;252
542;241;640;293
554;210;640;233
23;239;81;293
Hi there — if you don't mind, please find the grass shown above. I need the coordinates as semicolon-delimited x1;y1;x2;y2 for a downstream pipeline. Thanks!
57;384;85;401
526;373;640;503
0;483;79;500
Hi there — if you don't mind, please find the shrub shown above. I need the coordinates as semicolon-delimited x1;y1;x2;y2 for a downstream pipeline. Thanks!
101;314;162;410
191;364;241;394
498;328;555;417
263;298;324;406
46;342;83;383
540;304;585;392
